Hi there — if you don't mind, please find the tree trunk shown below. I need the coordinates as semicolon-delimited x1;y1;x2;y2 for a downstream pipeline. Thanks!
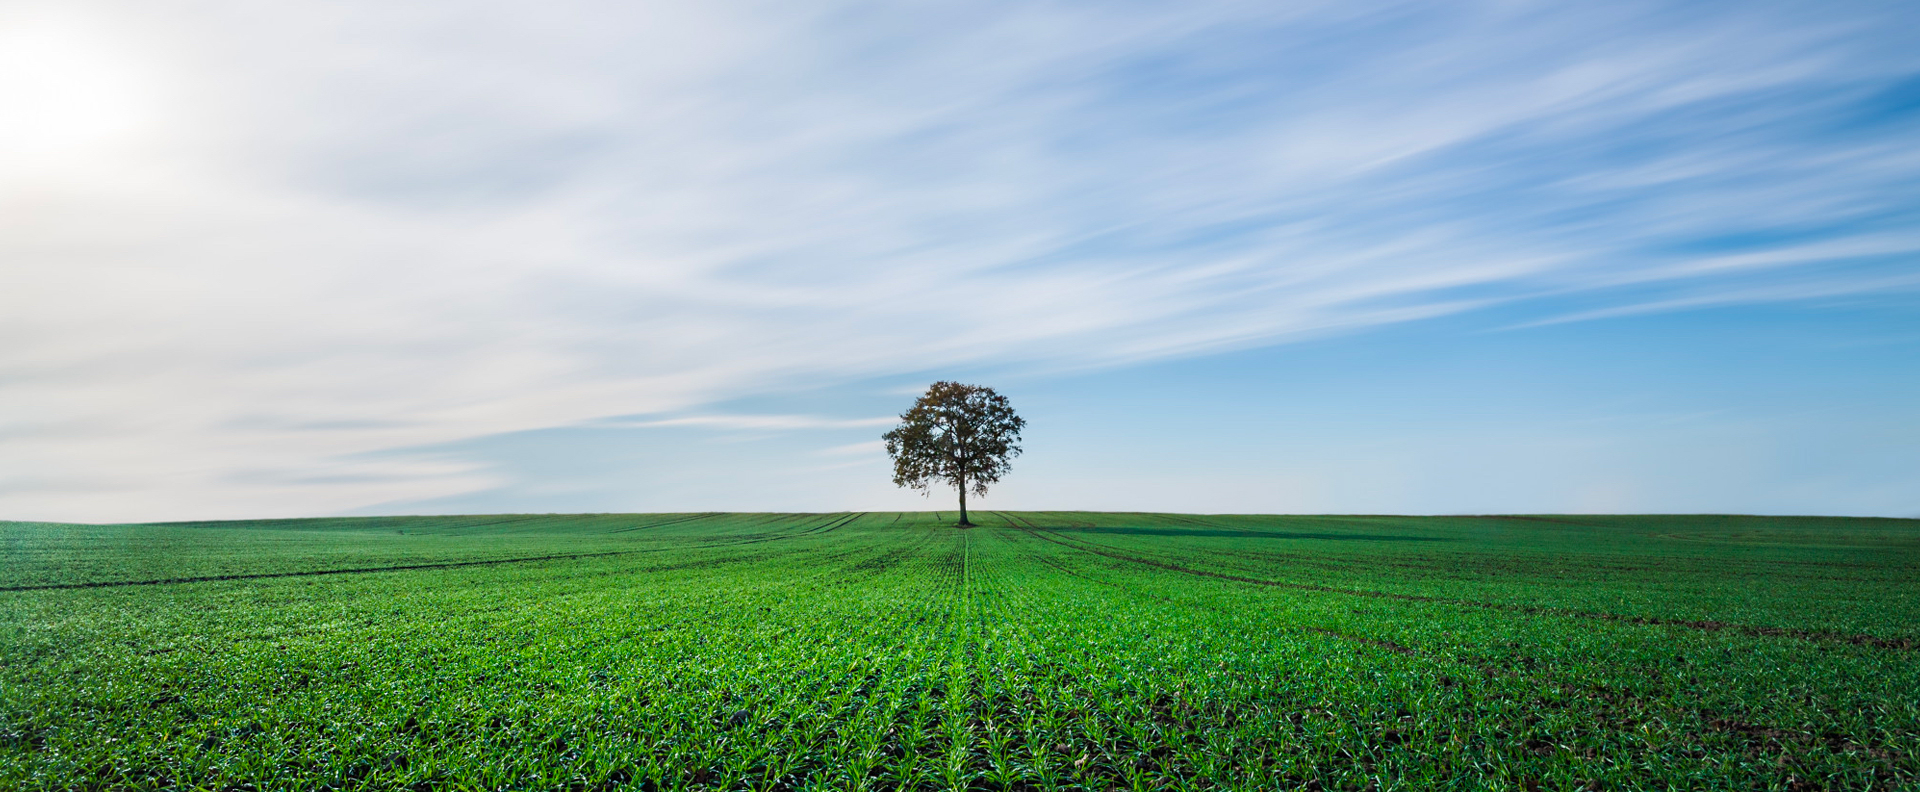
957;473;971;526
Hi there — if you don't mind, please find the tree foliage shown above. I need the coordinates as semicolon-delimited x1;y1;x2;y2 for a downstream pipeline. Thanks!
882;381;1024;526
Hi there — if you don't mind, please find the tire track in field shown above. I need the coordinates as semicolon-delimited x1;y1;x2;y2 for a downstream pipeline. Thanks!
0;550;655;591
796;511;866;536
1003;514;1916;651
1;514;866;592
433;515;554;533
123;514;536;531
1003;515;1915;772
603;512;727;533
993;515;1415;657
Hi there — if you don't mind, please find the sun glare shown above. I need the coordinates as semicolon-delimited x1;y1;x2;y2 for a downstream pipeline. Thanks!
0;11;161;176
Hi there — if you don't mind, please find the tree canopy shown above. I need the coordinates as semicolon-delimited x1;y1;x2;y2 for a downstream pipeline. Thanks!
882;381;1024;527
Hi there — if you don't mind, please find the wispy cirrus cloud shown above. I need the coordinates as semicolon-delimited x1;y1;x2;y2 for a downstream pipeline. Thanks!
818;441;888;458
596;415;897;431
2;0;1917;520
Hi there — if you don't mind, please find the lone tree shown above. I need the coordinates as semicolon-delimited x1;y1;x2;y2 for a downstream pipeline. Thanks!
882;381;1025;527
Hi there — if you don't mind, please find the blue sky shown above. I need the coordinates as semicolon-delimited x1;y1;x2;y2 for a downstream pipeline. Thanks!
2;0;1916;520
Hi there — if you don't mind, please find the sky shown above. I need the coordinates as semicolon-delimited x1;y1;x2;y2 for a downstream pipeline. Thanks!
2;0;1917;522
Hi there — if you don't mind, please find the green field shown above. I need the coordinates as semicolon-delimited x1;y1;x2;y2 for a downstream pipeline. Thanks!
3;512;1917;791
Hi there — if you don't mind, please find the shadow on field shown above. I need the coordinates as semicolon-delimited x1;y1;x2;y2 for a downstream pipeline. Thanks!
1047;526;1451;542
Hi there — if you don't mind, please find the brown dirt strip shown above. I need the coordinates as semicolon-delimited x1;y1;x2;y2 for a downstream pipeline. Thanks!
1005;515;1914;651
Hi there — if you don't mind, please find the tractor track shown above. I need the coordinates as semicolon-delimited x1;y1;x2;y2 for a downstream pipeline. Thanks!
1002;514;1915;651
1001;513;1914;773
2;513;866;592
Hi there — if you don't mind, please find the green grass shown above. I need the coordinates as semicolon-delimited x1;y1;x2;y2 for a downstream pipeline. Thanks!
2;512;1917;791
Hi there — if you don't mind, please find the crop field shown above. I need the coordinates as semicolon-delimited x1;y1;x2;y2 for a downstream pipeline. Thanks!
2;512;1917;791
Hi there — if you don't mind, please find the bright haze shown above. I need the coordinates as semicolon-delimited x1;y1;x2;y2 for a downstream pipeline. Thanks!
3;0;1917;522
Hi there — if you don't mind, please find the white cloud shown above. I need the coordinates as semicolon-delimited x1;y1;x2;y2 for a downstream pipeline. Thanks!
604;415;897;431
818;440;888;457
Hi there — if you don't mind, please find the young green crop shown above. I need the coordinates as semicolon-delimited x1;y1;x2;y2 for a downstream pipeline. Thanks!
1;512;1915;790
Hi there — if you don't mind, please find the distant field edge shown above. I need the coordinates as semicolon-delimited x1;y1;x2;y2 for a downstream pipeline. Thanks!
6;511;1919;527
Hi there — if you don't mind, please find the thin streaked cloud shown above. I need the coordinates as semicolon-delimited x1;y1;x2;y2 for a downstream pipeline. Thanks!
818;441;888;458
599;415;898;431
